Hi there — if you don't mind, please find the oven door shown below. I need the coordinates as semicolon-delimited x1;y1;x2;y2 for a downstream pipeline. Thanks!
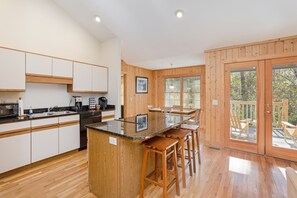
80;115;101;149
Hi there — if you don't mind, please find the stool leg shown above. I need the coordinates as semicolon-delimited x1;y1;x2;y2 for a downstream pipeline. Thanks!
140;148;148;198
162;150;168;198
155;153;158;181
191;131;196;173
186;138;193;177
196;128;201;164
173;145;180;196
180;140;186;188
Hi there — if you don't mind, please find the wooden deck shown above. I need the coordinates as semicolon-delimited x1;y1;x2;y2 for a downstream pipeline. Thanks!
0;133;297;198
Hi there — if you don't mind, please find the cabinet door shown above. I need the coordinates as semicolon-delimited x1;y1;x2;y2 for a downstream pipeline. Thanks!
0;134;31;173
102;110;115;122
31;128;59;163
26;53;52;76
0;48;25;90
52;58;73;78
59;124;80;154
92;66;108;92
73;62;92;91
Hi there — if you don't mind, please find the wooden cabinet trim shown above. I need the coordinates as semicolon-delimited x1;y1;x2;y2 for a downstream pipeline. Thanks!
102;115;115;120
0;129;31;139
31;124;59;133
59;121;80;128
26;74;73;85
0;89;25;92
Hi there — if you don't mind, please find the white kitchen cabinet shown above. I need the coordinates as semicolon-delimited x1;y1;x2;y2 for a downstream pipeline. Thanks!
52;58;73;78
26;53;52;76
59;115;80;154
92;66;108;92
0;48;25;91
31;118;59;163
73;62;92;91
0;121;31;173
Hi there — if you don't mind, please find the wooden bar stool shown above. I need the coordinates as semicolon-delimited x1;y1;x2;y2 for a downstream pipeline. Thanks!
139;136;180;198
181;109;202;173
165;128;193;188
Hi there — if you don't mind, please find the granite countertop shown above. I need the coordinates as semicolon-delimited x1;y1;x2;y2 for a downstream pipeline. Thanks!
86;112;191;140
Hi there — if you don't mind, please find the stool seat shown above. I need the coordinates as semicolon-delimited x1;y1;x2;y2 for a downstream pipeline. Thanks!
181;124;199;130
143;137;179;151
165;128;191;139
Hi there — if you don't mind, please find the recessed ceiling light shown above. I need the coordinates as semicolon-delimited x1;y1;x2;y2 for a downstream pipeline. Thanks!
175;10;184;18
95;16;101;23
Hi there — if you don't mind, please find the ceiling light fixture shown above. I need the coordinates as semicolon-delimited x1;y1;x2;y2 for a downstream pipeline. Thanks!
175;10;184;18
95;16;101;23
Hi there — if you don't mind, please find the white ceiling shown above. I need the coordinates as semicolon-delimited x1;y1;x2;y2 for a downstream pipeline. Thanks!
54;0;297;69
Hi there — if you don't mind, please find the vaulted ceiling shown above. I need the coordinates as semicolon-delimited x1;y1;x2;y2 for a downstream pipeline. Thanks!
54;0;297;69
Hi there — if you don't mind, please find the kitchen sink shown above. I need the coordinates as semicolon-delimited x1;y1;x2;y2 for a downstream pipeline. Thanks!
29;111;76;118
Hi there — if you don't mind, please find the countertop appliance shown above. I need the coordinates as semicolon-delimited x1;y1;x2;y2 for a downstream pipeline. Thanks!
99;97;108;110
73;96;82;111
0;103;18;119
79;110;101;150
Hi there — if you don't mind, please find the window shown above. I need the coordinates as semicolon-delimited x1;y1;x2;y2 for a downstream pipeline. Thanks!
165;76;200;108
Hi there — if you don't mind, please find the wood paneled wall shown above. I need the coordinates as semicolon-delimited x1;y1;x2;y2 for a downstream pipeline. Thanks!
152;66;206;132
121;61;154;117
204;35;297;148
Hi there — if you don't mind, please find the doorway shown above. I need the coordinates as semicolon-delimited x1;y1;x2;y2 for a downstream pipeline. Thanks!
225;57;297;161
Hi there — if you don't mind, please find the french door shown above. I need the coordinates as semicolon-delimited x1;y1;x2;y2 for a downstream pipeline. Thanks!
265;57;297;161
225;57;297;161
225;61;265;154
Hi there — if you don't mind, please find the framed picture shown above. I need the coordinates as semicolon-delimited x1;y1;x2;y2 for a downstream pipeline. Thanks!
136;76;148;94
136;114;148;132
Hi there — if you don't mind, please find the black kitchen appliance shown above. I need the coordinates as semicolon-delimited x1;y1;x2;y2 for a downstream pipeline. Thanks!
73;96;83;111
0;103;18;119
98;97;108;110
79;110;101;150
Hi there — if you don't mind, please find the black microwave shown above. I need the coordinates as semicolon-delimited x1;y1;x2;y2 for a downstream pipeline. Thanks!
0;103;18;118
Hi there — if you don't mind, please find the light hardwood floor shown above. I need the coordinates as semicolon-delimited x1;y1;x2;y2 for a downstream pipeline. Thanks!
0;134;296;198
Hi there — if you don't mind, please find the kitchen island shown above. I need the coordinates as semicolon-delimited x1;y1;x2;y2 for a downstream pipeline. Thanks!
86;112;191;198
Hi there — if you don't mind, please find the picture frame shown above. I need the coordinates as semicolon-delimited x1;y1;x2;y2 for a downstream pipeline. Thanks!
136;76;148;94
135;114;148;132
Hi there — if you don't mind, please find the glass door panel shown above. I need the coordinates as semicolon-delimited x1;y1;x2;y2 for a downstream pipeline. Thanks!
229;67;257;143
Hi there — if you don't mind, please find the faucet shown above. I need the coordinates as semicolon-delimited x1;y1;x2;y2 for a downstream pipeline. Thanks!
48;106;58;112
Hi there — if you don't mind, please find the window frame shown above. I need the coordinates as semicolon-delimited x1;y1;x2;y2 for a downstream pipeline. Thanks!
164;75;201;108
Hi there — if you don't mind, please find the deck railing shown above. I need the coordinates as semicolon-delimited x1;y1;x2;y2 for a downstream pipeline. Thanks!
230;99;288;127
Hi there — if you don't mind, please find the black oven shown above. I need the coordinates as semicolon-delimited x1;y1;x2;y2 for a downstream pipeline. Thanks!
79;111;101;150
0;103;18;119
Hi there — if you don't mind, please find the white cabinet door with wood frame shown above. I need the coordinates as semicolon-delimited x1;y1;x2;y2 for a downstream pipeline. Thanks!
26;53;52;76
101;110;115;122
59;115;80;154
52;58;73;78
0;48;26;91
92;66;108;92
0;121;31;173
31;118;59;163
72;62;92;92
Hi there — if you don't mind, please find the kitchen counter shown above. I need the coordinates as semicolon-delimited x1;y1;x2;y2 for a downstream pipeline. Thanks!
86;112;191;140
87;112;191;198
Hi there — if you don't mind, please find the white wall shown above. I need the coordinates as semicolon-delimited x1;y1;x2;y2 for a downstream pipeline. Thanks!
0;0;121;111
100;38;122;118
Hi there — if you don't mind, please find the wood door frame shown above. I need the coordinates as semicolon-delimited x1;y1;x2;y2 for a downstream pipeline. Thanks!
224;61;265;154
265;56;297;161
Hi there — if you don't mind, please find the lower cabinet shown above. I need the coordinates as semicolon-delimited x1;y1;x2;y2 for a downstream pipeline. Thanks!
59;124;80;154
0;133;31;174
31;128;59;163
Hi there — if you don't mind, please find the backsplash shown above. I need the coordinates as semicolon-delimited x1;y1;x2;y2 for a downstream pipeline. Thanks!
0;83;105;109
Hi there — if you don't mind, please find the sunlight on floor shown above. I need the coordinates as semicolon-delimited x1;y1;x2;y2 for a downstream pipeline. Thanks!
228;156;252;175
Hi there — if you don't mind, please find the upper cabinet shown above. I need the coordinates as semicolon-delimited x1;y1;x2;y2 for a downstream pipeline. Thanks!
0;48;25;91
69;62;108;93
52;58;73;78
92;66;108;92
72;62;92;91
26;53;52;76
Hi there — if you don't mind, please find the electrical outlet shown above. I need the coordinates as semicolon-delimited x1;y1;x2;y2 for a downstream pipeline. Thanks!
109;137;117;145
